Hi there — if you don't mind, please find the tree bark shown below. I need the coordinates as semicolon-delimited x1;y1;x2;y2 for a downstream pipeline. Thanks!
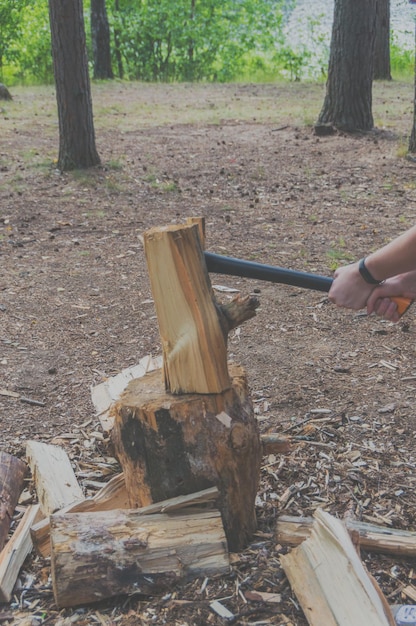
315;0;377;133
111;363;262;552
91;0;113;80
0;451;27;552
373;0;391;80
409;22;416;153
50;508;229;608
113;0;124;79
48;0;101;170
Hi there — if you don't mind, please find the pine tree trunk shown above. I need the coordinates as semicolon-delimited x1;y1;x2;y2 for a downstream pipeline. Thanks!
316;0;377;133
409;23;416;154
373;0;391;81
48;0;101;170
91;0;113;80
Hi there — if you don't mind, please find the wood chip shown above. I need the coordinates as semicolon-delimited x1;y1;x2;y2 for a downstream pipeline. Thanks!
209;600;234;619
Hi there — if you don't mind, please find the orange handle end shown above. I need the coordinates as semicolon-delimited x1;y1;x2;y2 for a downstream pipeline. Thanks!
391;296;413;317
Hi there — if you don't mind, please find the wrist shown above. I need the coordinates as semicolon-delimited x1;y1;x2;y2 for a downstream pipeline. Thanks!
358;257;383;285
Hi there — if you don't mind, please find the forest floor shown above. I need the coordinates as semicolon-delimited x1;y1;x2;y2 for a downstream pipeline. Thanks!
2;79;416;625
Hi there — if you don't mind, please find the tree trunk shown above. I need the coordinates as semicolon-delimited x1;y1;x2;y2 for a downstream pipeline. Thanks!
409;22;416;153
111;363;262;552
48;0;101;170
315;0;377;133
113;0;124;79
50;508;229;608
373;0;391;80
91;0;113;80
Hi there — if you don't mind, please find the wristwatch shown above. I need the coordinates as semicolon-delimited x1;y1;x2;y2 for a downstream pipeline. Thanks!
358;258;382;285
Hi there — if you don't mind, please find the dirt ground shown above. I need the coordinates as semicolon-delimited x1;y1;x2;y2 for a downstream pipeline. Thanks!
2;80;416;625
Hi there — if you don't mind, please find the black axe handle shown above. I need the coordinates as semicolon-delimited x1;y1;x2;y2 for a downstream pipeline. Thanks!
204;251;413;317
204;251;332;292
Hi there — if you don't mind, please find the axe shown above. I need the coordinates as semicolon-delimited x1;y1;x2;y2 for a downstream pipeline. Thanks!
204;252;412;317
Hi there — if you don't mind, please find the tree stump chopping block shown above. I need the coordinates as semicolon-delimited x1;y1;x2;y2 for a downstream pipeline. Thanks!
111;363;262;552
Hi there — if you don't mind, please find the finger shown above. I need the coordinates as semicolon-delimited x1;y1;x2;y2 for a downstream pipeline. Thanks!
374;298;399;321
374;297;392;317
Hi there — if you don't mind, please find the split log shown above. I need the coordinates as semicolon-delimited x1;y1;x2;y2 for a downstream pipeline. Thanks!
0;452;27;552
0;504;41;602
143;222;259;394
26;441;84;515
280;509;395;626
31;476;217;558
276;514;416;558
111;363;262;551
31;472;129;557
50;507;229;608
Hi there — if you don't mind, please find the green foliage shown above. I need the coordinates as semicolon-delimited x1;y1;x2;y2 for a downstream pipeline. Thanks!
1;0;414;86
110;0;287;83
0;0;29;79
18;2;53;83
390;34;414;79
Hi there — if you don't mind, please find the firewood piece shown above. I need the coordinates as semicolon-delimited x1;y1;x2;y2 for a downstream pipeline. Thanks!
143;223;233;394
111;363;261;551
31;472;129;557
219;295;259;331
280;509;395;626
31;475;217;558
185;216;206;247
91;354;163;432
50;508;230;608
0;452;27;552
276;515;416;558
26;441;84;515
261;434;292;455
0;504;41;602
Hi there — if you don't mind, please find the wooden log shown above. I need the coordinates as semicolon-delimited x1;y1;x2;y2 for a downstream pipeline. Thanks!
26;441;84;515
261;433;292;455
111;363;261;552
0;452;27;552
0;504;41;602
143;223;258;394
31;476;217;558
280;509;395;626
31;472;129;557
276;514;416;558
50;507;230;608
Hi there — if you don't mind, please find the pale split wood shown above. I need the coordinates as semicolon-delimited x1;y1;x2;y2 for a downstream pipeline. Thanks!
143;222;231;394
0;451;27;552
0;504;41;602
280;509;395;626
276;514;416;558
90;354;163;432
185;216;206;248
50;507;230;608
26;441;84;516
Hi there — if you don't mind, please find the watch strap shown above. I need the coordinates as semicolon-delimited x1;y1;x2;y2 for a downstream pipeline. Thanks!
358;258;382;285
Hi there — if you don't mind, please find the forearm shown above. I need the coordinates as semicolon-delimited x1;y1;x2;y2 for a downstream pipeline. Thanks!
364;225;416;281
